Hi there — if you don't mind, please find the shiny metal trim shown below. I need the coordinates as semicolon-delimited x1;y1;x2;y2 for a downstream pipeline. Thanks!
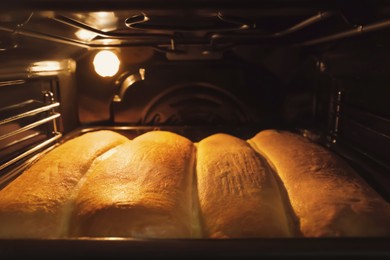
0;132;62;171
0;80;26;88
113;68;145;102
0;113;60;141
0;102;60;126
299;19;390;46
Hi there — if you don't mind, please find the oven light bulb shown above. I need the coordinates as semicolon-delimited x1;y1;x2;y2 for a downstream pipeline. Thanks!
93;50;120;77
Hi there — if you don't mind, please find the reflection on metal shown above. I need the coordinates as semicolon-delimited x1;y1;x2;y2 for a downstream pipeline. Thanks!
271;11;335;37
53;14;171;39
86;12;118;31
113;68;145;102
334;90;343;135
0;132;62;172
299;19;390;46
28;60;76;76
210;11;337;46
0;34;18;51
170;38;175;51
140;82;256;125
124;13;150;29
0;130;40;151
75;29;97;41
125;12;250;32
0;25;90;48
0;87;62;175
328;90;343;146
216;12;251;30
0;102;59;126
2;8;390;50
30;61;61;72
43;91;59;133
0;113;60;142
0;80;26;87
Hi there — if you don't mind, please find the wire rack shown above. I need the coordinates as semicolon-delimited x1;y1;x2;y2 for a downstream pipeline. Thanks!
0;80;62;188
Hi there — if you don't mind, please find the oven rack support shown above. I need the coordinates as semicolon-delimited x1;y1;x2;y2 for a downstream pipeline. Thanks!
0;88;62;186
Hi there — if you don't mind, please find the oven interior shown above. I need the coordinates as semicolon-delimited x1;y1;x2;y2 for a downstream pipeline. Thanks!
0;1;389;258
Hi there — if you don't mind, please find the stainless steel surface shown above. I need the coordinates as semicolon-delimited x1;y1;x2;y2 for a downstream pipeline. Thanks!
0;113;60;142
299;19;390;46
0;80;26;87
0;132;61;172
113;68;146;102
0;24;91;49
0;102;59;130
0;86;62;184
210;11;338;46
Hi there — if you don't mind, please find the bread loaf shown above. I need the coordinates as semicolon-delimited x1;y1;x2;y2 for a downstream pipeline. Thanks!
0;130;128;238
70;130;196;238
1;128;389;239
249;129;390;237
196;133;294;238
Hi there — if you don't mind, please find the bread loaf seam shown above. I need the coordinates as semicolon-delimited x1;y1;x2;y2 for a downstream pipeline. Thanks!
249;129;390;237
62;145;124;237
191;143;203;238
70;131;196;238
247;139;301;237
197;133;294;238
0;130;128;238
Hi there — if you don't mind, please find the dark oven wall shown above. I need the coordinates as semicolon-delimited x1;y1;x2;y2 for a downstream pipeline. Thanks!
76;46;309;129
311;33;390;201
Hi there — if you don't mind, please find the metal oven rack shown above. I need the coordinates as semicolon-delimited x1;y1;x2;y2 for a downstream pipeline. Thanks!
0;78;62;189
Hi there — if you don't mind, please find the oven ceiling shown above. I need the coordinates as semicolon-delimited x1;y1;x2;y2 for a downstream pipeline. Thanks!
1;1;390;54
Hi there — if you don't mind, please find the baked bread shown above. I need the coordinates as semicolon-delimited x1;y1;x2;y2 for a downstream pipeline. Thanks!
0;130;128;238
196;133;294;238
249;129;390;237
70;130;196;238
1;128;388;239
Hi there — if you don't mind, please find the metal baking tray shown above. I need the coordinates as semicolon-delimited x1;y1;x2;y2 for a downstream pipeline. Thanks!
1;237;389;259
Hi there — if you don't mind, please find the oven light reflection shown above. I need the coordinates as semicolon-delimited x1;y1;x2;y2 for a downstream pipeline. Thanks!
30;61;61;72
29;60;76;76
75;29;97;41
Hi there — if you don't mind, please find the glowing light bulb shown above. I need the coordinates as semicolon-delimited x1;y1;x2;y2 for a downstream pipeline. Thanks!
93;50;120;77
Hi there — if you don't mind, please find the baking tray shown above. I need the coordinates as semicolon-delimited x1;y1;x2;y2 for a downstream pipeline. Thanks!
1;237;389;259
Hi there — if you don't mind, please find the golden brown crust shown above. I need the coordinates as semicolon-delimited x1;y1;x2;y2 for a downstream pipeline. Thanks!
197;133;294;238
1;128;388;239
0;130;128;238
70;131;196;238
250;129;390;237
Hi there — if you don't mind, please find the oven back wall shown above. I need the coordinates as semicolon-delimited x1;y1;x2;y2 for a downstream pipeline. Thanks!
76;46;320;130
